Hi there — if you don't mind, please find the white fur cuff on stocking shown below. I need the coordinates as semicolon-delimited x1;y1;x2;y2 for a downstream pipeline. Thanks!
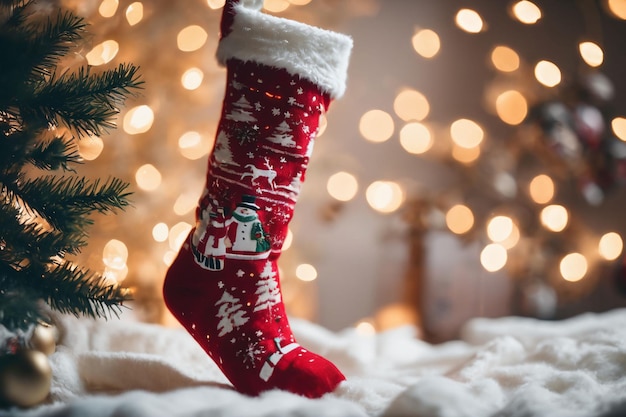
216;3;353;99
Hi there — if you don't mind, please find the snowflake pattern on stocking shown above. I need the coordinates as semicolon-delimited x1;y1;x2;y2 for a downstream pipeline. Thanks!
237;338;266;369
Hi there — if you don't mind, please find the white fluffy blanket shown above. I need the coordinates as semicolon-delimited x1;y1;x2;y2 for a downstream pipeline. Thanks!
2;309;626;417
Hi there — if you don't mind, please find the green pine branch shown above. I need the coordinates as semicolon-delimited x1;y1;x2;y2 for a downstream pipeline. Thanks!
28;63;143;137
0;203;86;265
0;287;43;332
0;6;83;109
0;0;140;331
27;135;81;172
32;262;129;320
0;124;38;172
7;175;131;234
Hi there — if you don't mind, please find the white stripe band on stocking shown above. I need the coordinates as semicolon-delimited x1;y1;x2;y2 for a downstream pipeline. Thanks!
217;3;353;99
259;342;300;382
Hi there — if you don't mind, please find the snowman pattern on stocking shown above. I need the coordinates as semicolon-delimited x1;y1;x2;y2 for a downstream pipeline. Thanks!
192;194;271;270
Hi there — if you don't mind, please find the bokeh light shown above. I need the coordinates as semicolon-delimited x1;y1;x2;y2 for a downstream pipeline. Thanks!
480;243;508;272
327;171;359;202
123;105;154;134
606;0;626;19
511;1;542;24
450;118;484;148
316;114;328;138
264;0;290;13
487;216;514;243
86;40;119;66
78;135;104;161
178;131;201;149
445;204;474;234
534;60;562;87
178;131;211;160
169;222;192;251
355;320;376;336
560;253;588;282
540;204;569;232
399;122;433;154
611;117;626;141
452;144;481;164
282;228;293;251
135;163;162;191
394;89;430;121
579;41;604;67
501;223;520;249
163;250;177;266
152;223;169;242
102;239;128;270
495;90;528;125
455;8;484;33
295;263;317;282
181;67;204;90
177;25;208;52
125;2;143;26
99;0;118;17
207;0;226;9
359;110;395;143
366;181;405;213
173;192;199;216
529;174;555;204
491;45;520;72
599;232;623;261
411;29;441;58
103;265;128;284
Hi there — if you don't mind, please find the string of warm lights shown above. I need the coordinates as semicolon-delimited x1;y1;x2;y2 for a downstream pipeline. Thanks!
64;0;626;327
337;1;626;296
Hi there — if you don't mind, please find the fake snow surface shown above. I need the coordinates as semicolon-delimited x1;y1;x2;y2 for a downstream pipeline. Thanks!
3;309;626;417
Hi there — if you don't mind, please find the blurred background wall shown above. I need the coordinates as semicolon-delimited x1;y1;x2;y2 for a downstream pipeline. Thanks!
66;0;626;341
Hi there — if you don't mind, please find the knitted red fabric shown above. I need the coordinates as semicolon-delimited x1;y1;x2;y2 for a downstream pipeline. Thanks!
163;55;346;397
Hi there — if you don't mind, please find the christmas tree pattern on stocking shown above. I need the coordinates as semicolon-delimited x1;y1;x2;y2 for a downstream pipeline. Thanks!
163;0;352;398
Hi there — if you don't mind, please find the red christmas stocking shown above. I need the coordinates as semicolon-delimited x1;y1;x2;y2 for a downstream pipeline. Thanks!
163;0;352;398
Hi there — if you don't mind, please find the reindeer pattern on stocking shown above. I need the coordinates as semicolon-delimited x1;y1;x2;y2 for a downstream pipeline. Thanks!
241;157;277;190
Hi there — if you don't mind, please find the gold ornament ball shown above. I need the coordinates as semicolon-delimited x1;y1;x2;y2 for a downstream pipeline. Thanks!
30;324;57;356
0;350;52;407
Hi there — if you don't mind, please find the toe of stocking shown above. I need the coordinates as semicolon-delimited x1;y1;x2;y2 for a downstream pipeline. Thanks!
270;348;346;398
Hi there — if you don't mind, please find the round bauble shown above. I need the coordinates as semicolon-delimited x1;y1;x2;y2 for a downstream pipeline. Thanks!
29;324;56;356
0;350;52;407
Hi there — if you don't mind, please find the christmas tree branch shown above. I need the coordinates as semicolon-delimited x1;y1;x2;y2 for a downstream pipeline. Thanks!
28;63;143;137
0;203;87;266
30;262;131;320
0;5;86;104
0;287;43;331
0;125;39;172
27;135;81;172
0;0;141;331
12;175;131;232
